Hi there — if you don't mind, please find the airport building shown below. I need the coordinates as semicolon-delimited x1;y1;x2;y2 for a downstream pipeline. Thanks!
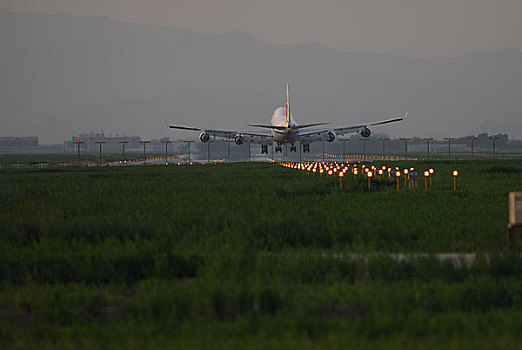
0;136;39;148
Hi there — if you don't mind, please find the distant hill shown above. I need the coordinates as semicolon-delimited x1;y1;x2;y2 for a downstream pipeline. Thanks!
1;11;522;143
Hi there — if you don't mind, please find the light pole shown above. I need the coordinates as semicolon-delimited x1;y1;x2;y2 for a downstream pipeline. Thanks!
298;139;302;162
161;140;173;163
183;140;195;163
118;141;129;160
379;138;389;157
489;135;499;159
444;138;454;160
322;140;324;163
248;140;252;162
339;138;350;160
140;141;151;161
93;141;106;166
467;136;478;159
359;139;368;160
224;139;233;162
423;138;434;160
206;141;214;162
400;138;411;156
73;139;84;161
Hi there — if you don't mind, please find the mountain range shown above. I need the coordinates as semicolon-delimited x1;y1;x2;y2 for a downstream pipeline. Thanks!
1;11;521;143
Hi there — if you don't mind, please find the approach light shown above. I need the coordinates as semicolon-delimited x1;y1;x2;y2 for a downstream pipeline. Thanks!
429;168;434;174
424;170;429;177
367;171;373;178
452;170;459;192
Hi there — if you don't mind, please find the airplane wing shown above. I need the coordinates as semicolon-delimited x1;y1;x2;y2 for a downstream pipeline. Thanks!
298;113;407;140
168;123;273;142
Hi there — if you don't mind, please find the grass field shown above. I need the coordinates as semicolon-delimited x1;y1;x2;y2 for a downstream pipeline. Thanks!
1;160;521;348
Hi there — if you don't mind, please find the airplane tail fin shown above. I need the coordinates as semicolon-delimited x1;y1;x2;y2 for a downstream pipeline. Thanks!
286;84;290;125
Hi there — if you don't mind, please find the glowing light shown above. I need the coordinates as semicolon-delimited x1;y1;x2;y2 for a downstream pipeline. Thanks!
429;168;434;174
453;170;459;177
424;171;429;177
367;171;373;178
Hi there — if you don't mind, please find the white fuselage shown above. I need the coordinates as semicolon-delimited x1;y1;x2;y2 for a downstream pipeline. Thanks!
271;107;299;143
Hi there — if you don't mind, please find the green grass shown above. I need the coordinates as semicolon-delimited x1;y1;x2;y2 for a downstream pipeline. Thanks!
0;160;521;348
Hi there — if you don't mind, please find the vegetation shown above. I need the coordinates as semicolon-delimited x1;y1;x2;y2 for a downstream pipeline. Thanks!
0;160;521;348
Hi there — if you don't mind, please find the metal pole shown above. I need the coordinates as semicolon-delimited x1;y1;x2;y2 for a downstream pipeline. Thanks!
188;142;191;163
400;138;410;156
444;138;454;160
227;140;230;162
468;137;477;159
379;138;389;159
248;141;251;162
207;142;210;162
423;138;433;160
271;141;274;160
360;139;367;160
299;141;302;162
323;140;324;163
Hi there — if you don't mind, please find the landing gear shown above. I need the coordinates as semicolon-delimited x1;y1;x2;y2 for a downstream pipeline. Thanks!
275;145;283;153
290;143;297;152
261;145;268;154
302;144;310;153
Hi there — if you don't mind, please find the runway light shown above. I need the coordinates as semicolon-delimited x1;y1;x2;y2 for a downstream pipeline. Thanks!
424;170;429;191
453;170;459;192
367;171;373;190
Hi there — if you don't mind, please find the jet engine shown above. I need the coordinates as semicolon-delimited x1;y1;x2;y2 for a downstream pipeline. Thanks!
199;132;210;142
326;131;336;142
360;127;371;138
234;134;244;145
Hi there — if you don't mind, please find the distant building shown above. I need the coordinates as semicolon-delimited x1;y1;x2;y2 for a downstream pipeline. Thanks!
64;133;141;154
0;136;39;147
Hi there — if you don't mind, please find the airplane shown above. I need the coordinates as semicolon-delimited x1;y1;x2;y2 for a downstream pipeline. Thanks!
168;84;406;154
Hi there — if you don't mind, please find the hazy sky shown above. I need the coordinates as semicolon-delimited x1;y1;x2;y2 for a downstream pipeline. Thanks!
3;0;522;57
